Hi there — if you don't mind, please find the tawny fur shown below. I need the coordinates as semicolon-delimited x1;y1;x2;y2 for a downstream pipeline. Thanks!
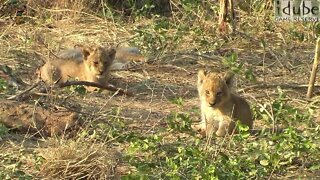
192;70;253;137
57;46;145;70
38;46;116;91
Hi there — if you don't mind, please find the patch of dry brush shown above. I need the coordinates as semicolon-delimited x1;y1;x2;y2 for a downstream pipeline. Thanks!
38;141;122;179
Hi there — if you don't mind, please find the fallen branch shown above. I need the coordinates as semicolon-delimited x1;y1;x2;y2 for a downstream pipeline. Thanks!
7;81;41;100
7;79;132;101
54;81;133;96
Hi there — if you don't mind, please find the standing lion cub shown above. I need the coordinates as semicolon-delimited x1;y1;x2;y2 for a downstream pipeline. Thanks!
38;46;116;91
192;70;253;137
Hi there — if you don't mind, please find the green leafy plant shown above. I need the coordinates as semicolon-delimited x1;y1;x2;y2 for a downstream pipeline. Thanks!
0;124;8;138
69;85;87;94
0;78;7;93
0;151;33;180
169;97;184;107
123;93;319;179
256;87;313;127
166;112;193;133
65;79;87;94
222;53;256;82
288;25;307;42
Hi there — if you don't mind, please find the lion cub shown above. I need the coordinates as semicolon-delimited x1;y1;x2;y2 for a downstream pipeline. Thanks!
38;46;116;91
192;70;253;137
57;46;145;70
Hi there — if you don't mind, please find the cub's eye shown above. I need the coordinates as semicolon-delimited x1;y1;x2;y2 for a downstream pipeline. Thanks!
205;90;210;95
93;61;99;66
216;91;222;96
199;80;203;84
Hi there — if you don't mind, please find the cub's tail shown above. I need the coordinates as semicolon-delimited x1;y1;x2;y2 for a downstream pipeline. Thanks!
115;47;146;63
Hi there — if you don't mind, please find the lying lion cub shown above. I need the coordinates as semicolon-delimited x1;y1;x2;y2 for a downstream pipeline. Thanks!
57;46;145;70
192;70;253;137
38;46;116;91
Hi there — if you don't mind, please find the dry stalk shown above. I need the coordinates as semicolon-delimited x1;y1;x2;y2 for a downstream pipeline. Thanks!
307;38;320;99
218;0;228;26
218;0;235;32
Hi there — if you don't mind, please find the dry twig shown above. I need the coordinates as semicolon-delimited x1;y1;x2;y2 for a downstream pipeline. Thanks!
54;81;132;96
307;38;320;99
7;81;41;100
7;80;132;101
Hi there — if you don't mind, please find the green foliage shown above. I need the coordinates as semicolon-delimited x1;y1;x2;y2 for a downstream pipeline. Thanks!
65;78;87;94
169;97;184;107
134;27;165;55
33;154;45;171
68;85;87;94
134;16;185;54
130;1;221;53
122;93;319;179
288;25;306;42
0;151;33;180
223;53;256;82
99;1;115;20
0;124;8;138
136;1;155;16
313;22;320;37
180;0;201;13
0;170;33;180
256;87;313;127
0;78;8;93
1;65;13;76
0;65;11;93
166;112;193;133
78;110;138;143
123;0;156;17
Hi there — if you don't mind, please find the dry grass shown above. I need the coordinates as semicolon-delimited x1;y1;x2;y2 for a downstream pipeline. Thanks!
38;140;121;179
0;0;320;179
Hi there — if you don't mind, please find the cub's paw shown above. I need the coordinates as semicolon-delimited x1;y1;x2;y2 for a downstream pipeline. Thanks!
191;123;206;137
215;129;227;137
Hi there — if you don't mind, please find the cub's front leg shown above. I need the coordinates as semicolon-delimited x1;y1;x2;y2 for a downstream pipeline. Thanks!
192;114;219;137
191;112;207;136
215;120;230;136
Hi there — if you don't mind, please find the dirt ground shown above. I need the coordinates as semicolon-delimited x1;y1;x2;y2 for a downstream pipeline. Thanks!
1;8;320;178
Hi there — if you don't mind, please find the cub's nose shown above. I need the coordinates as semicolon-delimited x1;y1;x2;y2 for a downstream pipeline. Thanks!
209;101;216;107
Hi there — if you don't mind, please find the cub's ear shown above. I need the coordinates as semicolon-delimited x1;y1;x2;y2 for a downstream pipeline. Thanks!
198;70;206;84
224;71;234;88
80;47;92;60
107;48;116;60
